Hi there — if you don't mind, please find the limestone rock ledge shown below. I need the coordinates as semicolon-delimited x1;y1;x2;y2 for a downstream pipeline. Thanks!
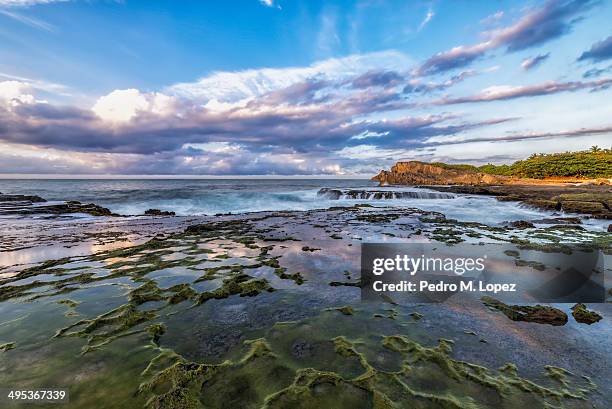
372;161;511;186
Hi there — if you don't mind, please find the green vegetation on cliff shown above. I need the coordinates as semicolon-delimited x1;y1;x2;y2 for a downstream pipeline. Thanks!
433;147;612;179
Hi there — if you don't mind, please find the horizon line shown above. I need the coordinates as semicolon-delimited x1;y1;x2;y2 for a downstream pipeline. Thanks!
0;174;374;180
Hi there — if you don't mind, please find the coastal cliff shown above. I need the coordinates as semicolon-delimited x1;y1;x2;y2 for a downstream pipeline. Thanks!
372;161;512;186
371;161;611;219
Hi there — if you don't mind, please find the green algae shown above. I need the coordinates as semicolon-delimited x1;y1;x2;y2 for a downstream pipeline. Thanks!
374;309;399;320
134;306;597;409
570;304;603;325
1;206;608;408
482;296;568;326
57;298;80;308
329;279;362;287
330;305;354;315
301;246;321;252
195;273;274;305
0;342;15;352
55;303;159;353
146;323;166;346
410;312;424;321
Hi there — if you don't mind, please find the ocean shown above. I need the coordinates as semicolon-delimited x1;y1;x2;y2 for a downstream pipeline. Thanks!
0;178;607;229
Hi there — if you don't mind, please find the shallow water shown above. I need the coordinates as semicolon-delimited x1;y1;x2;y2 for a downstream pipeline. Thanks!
0;206;609;408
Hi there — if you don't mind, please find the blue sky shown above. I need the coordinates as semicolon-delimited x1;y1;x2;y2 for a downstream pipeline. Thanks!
0;0;611;175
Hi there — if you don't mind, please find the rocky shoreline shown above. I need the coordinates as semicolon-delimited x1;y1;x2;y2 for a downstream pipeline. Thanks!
0;187;611;408
0;200;610;408
372;161;612;219
0;191;118;217
425;184;612;220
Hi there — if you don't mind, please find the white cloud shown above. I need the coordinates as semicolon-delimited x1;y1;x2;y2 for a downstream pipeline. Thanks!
0;80;37;107
92;89;179;123
0;0;67;6
183;142;242;154
259;0;273;7
0;9;55;31
0;72;70;95
480;11;504;25
166;50;413;106
417;7;435;31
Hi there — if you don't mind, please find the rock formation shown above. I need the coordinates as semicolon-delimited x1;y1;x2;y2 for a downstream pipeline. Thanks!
317;188;455;200
372;161;512;186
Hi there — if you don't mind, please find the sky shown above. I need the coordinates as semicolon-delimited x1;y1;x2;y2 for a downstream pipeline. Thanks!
0;0;611;176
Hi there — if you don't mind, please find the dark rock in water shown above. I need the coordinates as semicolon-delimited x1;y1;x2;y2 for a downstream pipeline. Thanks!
571;303;602;325
508;220;535;229
0;195;117;217
608;224;612;232
144;208;176;216
530;217;582;225
0;192;47;203
46;201;117;217
481;296;568;326
317;188;454;200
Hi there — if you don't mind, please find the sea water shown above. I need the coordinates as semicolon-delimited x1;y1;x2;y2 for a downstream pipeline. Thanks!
0;178;607;230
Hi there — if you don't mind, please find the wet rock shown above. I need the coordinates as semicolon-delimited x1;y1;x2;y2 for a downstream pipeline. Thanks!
423;184;612;219
544;224;585;231
317;187;454;200
333;306;354;315
571;303;602;325
524;199;561;211
48;201;117;216
481;296;568;326
560;201;607;216
144;208;176;216
509;220;535;229
608;224;612;232
0;192;46;203
0;196;117;217
410;312;423;320
531;217;582;225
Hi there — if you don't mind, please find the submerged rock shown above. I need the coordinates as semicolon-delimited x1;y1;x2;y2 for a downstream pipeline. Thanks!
571;303;602;325
481;296;568;326
508;220;535;229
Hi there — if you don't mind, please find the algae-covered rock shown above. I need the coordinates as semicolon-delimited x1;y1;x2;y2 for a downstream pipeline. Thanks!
509;220;535;229
571;303;602;325
144;208;176;216
409;312;423;320
560;201;607;216
0;342;15;352
333;306;354;315
481;296;568;326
